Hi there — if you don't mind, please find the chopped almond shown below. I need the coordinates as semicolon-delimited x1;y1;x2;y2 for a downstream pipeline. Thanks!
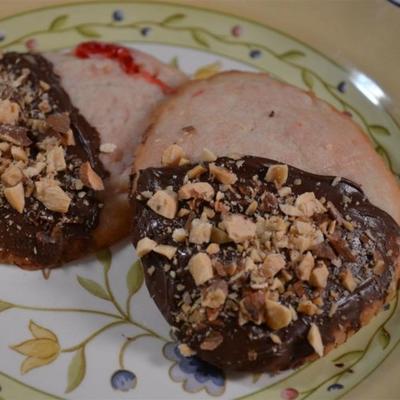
178;344;196;357
340;269;357;292
4;182;25;213
206;243;220;255
296;251;315;281
307;323;324;357
172;228;187;242
46;146;66;173
297;300;318;316
136;237;157;257
178;182;215;201
263;253;285;278
189;218;212;244
162;144;185;167
201;148;217;162
1;164;23;187
209;163;237;185
11;146;27;162
0;99;20;125
295;192;326;217
186;164;207;179
153;245;177;260
35;179;71;213
147;190;178;219
265;164;288;187
264;299;292;330
202;281;228;308
188;253;213;285
310;261;329;288
223;214;256;243
79;162;104;191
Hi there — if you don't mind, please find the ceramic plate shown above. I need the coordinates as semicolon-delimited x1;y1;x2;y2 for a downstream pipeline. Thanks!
0;2;399;399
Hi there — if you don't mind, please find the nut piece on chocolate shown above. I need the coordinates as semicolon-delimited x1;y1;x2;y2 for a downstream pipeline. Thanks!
0;52;105;269
131;155;400;373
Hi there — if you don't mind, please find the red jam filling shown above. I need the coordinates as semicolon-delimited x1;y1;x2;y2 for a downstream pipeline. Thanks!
75;41;175;94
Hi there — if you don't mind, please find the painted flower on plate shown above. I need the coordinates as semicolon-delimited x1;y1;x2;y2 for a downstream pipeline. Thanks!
163;342;225;396
111;369;137;392
10;320;60;374
112;9;124;22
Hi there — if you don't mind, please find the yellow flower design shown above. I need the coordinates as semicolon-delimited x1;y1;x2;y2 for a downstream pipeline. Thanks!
193;62;221;80
11;320;60;374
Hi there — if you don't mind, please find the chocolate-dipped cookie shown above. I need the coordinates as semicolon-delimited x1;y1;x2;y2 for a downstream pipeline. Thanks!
131;152;400;373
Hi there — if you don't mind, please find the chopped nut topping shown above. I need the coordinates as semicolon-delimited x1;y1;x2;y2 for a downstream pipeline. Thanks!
201;147;217;162
178;182;215;201
224;214;256;243
153;245;177;260
162;144;185;167
35;179;71;213
340;269;357;292
209;163;238;185
295;192;326;217
186;164;207;179
188;253;214;285
206;243;220;255
263;253;285;278
240;291;265;325
202;280;228;308
46;146;66;173
0;100;20;125
178;344;196;357
189;218;212;244
136;237;157;257
79;161;104;191
1;164;23;187
296;251;315;281
11;146;27;162
172;228;187;242
310;261;329;288
46;113;70;134
265;164;288;187
147;190;178;219
297;300;318;316
4;182;25;213
307;323;324;357
264;299;292;330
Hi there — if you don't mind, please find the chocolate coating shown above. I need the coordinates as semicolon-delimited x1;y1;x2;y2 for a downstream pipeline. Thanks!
0;52;106;269
131;156;400;372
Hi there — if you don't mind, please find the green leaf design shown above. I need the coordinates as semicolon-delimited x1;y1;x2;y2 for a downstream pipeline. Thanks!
76;25;101;38
65;348;86;393
378;327;391;350
191;30;210;48
301;69;314;89
127;260;144;296
333;350;363;364
97;248;112;273
0;300;13;312
170;56;179;69
77;276;111;301
279;50;305;61
161;13;186;26
369;124;391;136
49;14;68;31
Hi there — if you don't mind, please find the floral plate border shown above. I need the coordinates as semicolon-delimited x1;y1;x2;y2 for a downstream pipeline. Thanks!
0;2;399;400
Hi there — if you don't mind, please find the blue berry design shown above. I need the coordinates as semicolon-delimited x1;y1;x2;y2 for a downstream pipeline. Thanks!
111;369;137;392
